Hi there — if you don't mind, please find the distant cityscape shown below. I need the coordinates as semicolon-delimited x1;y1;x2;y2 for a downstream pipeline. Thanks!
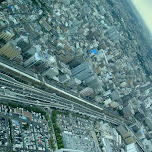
0;0;152;152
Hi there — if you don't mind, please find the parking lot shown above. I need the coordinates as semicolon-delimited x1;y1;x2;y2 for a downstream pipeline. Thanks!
56;113;101;152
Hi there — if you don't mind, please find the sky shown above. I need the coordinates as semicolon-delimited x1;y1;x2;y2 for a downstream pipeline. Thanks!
132;0;152;34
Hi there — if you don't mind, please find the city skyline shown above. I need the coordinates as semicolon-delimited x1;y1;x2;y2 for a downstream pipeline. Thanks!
0;0;152;151
132;0;152;34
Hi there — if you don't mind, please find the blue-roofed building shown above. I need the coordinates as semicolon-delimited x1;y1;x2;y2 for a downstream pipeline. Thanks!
90;49;98;55
71;62;94;81
22;116;27;119
8;6;12;10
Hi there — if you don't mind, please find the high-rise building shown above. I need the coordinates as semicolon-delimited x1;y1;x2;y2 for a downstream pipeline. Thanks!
59;74;71;83
0;41;21;60
58;51;74;64
17;37;31;52
23;44;43;67
69;57;83;68
42;67;59;78
24;52;42;67
71;62;94;81
105;27;120;43
24;46;37;56
98;5;106;15
67;78;81;88
87;77;102;88
79;87;94;97
0;14;8;29
85;76;103;94
145;117;152;131
0;30;14;42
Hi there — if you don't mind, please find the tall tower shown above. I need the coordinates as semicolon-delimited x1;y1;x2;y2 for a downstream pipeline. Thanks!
0;41;21;60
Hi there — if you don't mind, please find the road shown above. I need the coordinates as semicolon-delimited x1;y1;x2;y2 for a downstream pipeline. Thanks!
0;61;125;123
0;76;121;126
0;62;147;151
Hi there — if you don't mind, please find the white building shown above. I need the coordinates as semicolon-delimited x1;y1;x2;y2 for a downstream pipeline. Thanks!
24;52;42;67
126;143;138;152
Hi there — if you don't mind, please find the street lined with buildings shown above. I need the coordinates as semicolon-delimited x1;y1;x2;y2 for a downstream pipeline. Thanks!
0;0;152;151
0;65;146;152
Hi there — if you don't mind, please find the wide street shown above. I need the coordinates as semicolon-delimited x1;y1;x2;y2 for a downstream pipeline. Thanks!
0;62;146;151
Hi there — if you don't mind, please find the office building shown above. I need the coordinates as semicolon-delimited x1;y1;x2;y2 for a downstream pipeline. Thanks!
14;54;23;63
105;27;120;43
86;77;102;93
0;14;8;28
42;67;59;78
59;74;71;83
109;101;119;108
0;41;21;60
79;87;94;97
69;56;83;68
17;37;31;52
123;102;135;118
71;62;94;81
24;52;43;67
67;78;81;88
134;109;145;120
39;17;51;32
58;51;74;64
98;6;106;15
24;46;37;56
145;117;152;131
0;30;14;42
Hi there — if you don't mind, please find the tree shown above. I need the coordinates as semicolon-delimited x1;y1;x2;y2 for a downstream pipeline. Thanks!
52;145;56;150
54;123;58;129
57;127;61;133
46;114;50;121
57;136;62;140
52;116;56;123
52;110;58;116
57;139;63;144
23;123;29;130
58;143;64;149
56;133;60;137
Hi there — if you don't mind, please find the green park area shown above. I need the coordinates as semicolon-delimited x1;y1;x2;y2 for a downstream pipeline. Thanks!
52;110;64;149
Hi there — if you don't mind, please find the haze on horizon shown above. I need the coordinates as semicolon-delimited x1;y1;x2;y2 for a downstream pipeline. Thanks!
132;0;152;34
